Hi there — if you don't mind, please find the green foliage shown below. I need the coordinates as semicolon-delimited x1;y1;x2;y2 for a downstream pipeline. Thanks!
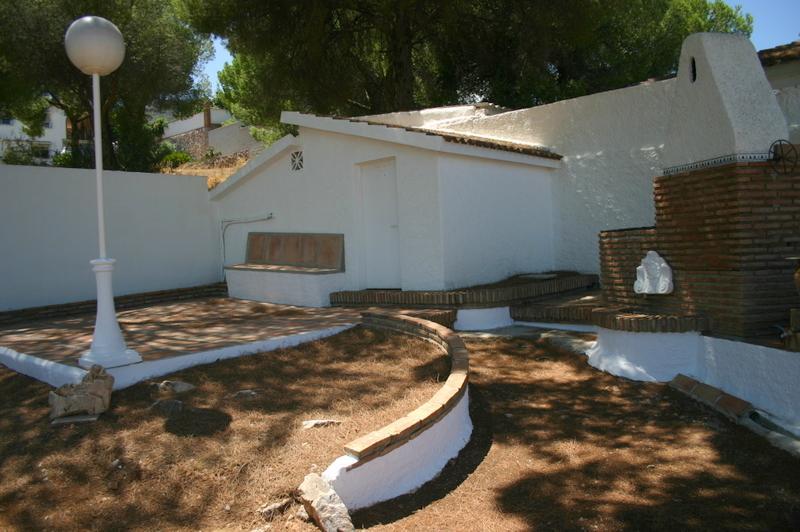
0;0;211;171
249;123;296;147
202;147;220;161
51;144;93;168
159;150;193;169
1;143;35;165
179;0;753;119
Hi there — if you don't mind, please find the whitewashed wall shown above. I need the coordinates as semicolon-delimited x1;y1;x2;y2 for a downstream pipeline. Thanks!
208;121;263;156
212;128;446;291
437;80;672;273
775;86;800;144
437;154;556;288
0;166;221;311
163;108;232;139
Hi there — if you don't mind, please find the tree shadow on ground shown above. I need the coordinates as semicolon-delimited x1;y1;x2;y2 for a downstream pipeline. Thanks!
351;384;493;527
480;337;800;531
0;325;446;531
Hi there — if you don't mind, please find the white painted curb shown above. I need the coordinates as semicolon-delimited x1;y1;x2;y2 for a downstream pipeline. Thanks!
108;324;355;389
1;324;355;390
323;389;472;510
514;320;598;333
0;346;87;388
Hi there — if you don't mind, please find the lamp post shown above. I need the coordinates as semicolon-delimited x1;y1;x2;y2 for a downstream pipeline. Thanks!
65;16;141;368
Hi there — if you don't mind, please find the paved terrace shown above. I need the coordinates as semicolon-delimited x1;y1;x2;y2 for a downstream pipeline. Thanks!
0;298;364;366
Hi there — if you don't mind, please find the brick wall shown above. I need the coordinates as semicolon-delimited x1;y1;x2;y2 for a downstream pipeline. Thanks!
600;161;800;338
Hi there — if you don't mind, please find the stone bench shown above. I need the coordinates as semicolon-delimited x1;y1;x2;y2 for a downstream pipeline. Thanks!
225;232;346;307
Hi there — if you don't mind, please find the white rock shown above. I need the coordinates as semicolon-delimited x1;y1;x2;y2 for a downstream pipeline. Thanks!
230;389;261;399
296;506;310;521
297;473;354;532
257;498;292;520
301;419;341;429
157;380;196;394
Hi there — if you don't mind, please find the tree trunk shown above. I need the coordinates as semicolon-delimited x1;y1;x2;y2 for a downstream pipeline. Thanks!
385;6;416;112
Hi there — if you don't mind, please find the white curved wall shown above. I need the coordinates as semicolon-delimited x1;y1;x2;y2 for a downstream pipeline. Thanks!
322;390;472;511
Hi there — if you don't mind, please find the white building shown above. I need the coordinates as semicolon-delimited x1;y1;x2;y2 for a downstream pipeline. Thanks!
212;33;797;307
0;106;67;163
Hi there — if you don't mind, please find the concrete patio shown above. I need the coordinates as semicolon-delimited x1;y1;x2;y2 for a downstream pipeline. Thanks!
0;298;371;389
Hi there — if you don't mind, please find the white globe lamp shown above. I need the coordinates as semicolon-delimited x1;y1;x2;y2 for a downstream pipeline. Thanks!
65;16;140;369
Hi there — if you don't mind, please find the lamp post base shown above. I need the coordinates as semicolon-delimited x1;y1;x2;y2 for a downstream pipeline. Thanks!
79;348;141;369
78;258;142;369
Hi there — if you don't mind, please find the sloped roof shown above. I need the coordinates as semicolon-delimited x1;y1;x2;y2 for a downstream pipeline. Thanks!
282;111;561;162
346;117;561;160
759;41;800;67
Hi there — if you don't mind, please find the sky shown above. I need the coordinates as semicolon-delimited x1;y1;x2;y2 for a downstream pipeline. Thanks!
200;0;800;92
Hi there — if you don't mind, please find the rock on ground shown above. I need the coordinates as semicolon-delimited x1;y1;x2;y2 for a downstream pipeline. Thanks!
49;365;114;420
257;497;292;520
297;473;353;532
156;380;196;394
301;419;341;429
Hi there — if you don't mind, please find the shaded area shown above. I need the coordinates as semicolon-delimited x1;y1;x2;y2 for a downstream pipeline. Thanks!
351;384;493;527
0;297;361;364
0;326;448;531
368;335;800;531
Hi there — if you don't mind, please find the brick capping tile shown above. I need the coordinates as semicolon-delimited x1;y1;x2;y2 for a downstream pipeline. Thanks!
0;282;229;326
590;307;710;333
668;373;754;421
344;311;470;465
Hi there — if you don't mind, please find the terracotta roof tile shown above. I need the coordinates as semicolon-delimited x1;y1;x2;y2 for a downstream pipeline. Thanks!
759;41;800;67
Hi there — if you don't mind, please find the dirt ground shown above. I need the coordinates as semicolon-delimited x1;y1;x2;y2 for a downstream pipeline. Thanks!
354;335;800;531
2;328;800;531
0;327;448;531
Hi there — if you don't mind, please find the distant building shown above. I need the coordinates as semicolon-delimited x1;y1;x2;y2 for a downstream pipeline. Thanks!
161;105;232;158
0;107;68;163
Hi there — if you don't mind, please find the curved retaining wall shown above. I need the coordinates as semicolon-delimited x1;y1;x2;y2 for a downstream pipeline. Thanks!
322;311;472;510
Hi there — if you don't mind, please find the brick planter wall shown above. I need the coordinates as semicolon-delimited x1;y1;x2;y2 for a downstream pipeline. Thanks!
600;161;800;338
346;311;469;462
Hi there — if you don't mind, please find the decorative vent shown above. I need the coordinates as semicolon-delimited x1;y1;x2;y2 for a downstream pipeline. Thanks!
290;151;303;171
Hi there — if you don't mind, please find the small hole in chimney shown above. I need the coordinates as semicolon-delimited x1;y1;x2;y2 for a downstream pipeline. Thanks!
690;57;697;82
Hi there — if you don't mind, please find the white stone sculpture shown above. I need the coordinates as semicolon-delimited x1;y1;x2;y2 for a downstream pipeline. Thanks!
634;251;673;295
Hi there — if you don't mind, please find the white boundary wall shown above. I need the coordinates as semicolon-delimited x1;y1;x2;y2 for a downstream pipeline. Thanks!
435;80;672;273
208;121;263;156
0;165;221;310
587;328;800;431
